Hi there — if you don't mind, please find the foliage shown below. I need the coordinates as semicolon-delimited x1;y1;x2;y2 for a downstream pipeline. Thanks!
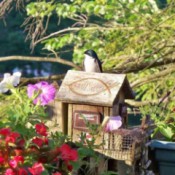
0;73;117;174
0;73;75;174
6;0;173;103
22;0;175;142
0;123;77;174
140;101;175;141
1;0;175;142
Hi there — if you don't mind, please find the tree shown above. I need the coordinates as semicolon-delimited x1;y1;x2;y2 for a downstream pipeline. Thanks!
0;1;71;77
0;0;175;110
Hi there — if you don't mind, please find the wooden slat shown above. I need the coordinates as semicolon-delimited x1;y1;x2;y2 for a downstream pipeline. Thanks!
61;102;68;134
68;104;73;137
73;104;103;114
103;107;110;117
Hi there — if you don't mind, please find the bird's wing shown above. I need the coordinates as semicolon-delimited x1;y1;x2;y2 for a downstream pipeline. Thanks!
82;59;85;71
95;59;103;72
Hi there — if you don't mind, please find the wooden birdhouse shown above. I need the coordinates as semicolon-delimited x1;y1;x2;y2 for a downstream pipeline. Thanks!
57;70;134;142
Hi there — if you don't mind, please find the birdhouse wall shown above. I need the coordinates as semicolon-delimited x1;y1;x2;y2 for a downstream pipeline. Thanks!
112;90;128;128
67;103;111;142
45;100;65;133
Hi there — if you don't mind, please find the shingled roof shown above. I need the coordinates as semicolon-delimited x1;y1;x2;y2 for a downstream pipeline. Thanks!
57;70;134;106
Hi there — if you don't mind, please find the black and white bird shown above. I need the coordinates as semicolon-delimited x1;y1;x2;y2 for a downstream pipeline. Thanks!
83;50;103;73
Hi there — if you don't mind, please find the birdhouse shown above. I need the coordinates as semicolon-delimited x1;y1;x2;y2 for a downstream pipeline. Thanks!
57;70;134;142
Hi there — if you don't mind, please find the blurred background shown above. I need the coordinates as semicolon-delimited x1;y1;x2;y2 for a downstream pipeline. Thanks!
0;8;71;78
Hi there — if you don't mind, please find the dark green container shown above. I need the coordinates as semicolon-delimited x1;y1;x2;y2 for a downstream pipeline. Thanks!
150;140;175;175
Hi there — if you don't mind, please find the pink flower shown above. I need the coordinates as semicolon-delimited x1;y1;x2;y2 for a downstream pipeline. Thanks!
32;137;44;147
105;116;122;132
5;132;20;143
9;156;24;168
4;168;16;175
0;128;11;137
59;144;78;162
0;128;21;144
14;155;24;164
28;162;45;175
0;156;5;164
18;168;28;175
27;81;56;106
9;159;18;169
35;123;48;136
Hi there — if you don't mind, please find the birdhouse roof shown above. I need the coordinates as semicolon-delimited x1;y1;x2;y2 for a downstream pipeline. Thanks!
57;70;134;107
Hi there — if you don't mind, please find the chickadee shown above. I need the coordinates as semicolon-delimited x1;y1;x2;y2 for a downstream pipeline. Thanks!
83;50;103;73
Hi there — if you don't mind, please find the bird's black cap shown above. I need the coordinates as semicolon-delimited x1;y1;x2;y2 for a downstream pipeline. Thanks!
84;50;98;59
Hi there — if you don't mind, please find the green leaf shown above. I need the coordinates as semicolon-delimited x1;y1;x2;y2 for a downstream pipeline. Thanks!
78;147;95;158
159;125;174;140
70;161;82;170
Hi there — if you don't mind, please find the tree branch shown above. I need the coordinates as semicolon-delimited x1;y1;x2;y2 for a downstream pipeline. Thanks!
33;26;140;46
1;54;175;75
125;99;159;107
131;65;175;88
125;86;175;107
0;55;82;70
19;74;65;86
112;55;175;73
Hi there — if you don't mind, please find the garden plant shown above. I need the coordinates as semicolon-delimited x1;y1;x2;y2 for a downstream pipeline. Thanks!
0;1;175;174
0;72;119;175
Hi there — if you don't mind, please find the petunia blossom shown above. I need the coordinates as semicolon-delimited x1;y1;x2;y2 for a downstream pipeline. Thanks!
0;156;5;164
4;168;16;175
59;144;78;162
0;72;21;93
35;123;48;136
28;162;45;175
32;137;44;148
5;132;20;144
9;156;24;168
0;128;21;144
9;159;18;169
18;168;28;175
105;116;122;132
27;81;56;106
0;128;11;137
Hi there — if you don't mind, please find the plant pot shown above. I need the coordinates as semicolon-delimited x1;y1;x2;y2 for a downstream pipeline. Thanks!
150;140;175;175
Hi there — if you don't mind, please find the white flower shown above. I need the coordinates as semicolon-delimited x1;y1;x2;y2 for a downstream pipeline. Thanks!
0;72;22;93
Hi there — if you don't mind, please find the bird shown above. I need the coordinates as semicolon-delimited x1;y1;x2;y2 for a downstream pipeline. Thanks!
83;50;103;73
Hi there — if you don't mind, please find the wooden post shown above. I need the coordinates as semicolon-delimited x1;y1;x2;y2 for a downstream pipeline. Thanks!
46;100;63;133
61;102;68;134
68;104;73;137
